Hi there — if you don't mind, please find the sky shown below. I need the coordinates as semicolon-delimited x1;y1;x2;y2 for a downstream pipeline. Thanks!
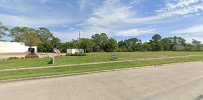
0;0;203;42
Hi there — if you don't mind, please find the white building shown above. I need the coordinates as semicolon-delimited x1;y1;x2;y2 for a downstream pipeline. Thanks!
0;41;37;54
67;49;84;55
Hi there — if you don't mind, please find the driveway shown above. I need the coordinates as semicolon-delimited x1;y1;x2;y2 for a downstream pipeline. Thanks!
0;61;203;100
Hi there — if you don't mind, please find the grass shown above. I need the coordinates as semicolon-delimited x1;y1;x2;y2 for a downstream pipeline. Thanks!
0;55;203;80
0;51;203;70
0;55;110;70
0;52;203;80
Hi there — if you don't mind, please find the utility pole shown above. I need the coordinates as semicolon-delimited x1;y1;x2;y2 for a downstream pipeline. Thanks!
78;31;81;49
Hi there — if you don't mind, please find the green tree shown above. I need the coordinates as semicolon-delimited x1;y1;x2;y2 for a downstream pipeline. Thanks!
105;38;118;52
118;40;127;52
67;40;78;49
160;38;172;51
36;27;61;52
138;42;152;51
60;40;78;52
18;28;41;54
118;38;141;52
192;39;201;51
51;37;61;49
150;34;162;51
36;27;54;52
169;36;186;51
185;43;193;51
0;22;9;40
10;27;31;42
79;38;95;53
91;33;108;52
125;38;141;51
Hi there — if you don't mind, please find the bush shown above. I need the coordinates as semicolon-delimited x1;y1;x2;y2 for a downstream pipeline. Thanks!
25;55;39;58
7;57;21;60
66;52;86;56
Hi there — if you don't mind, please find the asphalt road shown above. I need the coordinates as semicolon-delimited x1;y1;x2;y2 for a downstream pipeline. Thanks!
0;61;203;100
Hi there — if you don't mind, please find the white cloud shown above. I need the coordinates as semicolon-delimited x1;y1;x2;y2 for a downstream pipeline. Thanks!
116;28;155;36
0;0;46;13
157;0;203;16
77;0;143;38
1;0;203;42
171;24;203;42
85;0;134;27
53;31;79;42
71;0;178;40
0;0;73;27
184;36;203;42
80;0;203;38
0;14;70;27
76;0;172;39
172;24;203;34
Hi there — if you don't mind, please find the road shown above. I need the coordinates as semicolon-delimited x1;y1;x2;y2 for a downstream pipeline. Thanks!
0;61;203;100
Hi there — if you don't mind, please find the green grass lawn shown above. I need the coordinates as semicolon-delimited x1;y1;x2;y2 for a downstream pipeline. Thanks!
0;52;203;70
0;52;203;81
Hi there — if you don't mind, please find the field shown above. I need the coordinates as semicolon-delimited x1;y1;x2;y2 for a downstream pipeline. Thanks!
0;52;203;81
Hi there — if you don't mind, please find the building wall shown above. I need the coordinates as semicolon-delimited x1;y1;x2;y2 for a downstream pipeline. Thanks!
0;42;37;54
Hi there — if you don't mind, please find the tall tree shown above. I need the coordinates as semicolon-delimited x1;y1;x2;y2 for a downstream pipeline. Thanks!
10;27;30;42
126;38;141;51
66;40;78;49
105;38;118;52
169;36;186;51
139;42;152;51
18;28;41;54
185;43;193;51
36;27;53;52
51;37;61;49
0;22;9;40
36;27;62;52
79;38;95;53
91;33;108;52
118;40;127;52
118;38;141;52
150;34;162;51
160;38;172;51
192;39;201;51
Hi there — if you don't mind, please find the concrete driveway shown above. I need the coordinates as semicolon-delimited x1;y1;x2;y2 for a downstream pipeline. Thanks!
0;61;203;100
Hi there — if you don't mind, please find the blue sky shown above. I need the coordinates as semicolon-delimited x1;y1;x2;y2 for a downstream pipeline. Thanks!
0;0;203;42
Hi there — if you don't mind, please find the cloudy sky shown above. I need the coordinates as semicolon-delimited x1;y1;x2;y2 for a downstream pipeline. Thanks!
0;0;203;42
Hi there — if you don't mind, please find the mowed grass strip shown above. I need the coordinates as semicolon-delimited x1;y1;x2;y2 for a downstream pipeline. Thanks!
0;55;110;70
0;56;203;81
0;52;203;70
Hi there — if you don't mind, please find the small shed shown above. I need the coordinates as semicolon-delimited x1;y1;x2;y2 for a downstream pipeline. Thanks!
67;49;84;55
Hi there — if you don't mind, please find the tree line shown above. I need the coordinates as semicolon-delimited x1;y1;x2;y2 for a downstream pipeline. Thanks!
0;22;202;53
64;33;203;52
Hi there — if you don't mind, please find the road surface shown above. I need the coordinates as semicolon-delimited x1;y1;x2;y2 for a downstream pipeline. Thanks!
0;61;203;100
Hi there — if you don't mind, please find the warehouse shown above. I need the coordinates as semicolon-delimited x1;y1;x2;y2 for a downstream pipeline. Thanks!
0;41;37;59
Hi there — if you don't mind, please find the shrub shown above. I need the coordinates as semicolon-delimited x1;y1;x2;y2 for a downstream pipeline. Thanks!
25;55;39;58
66;52;86;56
7;57;21;60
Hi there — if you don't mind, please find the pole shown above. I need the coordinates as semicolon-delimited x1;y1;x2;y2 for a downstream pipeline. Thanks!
78;31;80;49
